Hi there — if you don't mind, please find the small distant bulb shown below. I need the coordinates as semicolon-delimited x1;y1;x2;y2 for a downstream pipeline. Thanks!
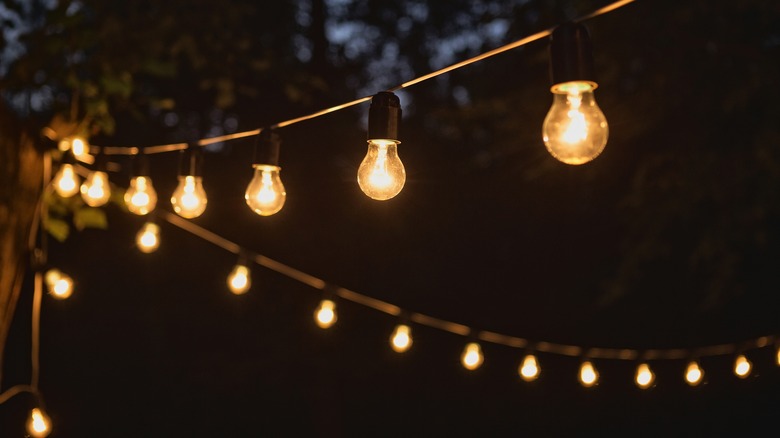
776;346;780;366
390;324;412;353
357;139;406;200
53;163;80;198
136;222;160;253
245;165;286;216
685;361;703;386
227;264;251;295
543;82;608;165
26;407;51;438
44;269;73;299
57;138;71;152
315;299;337;329
635;363;655;389
461;342;483;370
70;136;89;160
80;170;111;207
125;176;158;215
171;175;207;218
579;361;599;387
519;354;540;381
734;355;752;378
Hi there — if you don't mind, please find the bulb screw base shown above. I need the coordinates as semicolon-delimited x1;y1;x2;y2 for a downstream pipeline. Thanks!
253;129;281;167
549;22;597;88
368;91;401;141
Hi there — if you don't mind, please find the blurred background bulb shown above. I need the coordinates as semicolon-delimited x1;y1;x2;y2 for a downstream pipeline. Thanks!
136;222;160;253
579;361;598;387
776;346;780;366
171;175;207;218
685;361;703;386
315;299;337;329
357;140;405;200
542;82;608;165
461;342;483;370
125;176;157;215
635;363;655;389
519;354;540;381
734;355;752;378
245;165;286;216
70;136;89;160
227;264;251;295
26;408;51;438
390;324;412;353
80;170;111;207
53;164;80;198
45;269;73;299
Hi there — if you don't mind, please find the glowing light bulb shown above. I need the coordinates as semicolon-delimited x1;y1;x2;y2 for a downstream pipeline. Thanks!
125;176;158;215
45;269;73;299
390;324;412;353
635;363;655;389
542;82;608;165
776;346;780;366
53;163;80;198
70;136;89;160
357;140;405;200
245;165;286;216
579;361;598;387
734;355;752;378
227;264;251;295
461;342;483;370
80;170;111;207
26;408;51;438
171;175;207;218
136;222;160;253
685;361;703;386
315;299;337;329
519;354;540;381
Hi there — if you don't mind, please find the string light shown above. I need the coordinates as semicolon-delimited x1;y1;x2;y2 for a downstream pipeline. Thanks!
26;407;51;438
227;263;252;295
461;342;484;370
80;152;111;207
579;361;599;387
136;222;160;253
389;324;413;353
519;354;540;381
245;129;286;216
69;135;89;160
125;152;157;215
635;363;655;389
734;354;752;378
314;299;337;329
44;269;73;299
685;361;704;386
52;160;80;198
171;146;207;218
357;92;406;200
776;345;780;366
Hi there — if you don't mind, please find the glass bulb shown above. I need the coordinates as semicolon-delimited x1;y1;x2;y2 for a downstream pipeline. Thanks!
635;363;654;389
26;408;51;438
125;176;158;215
685;361;703;386
579;361;598;387
245;165;286;216
171;175;207;218
53;163;80;198
136;222;160;253
80;170;111;207
776;346;780;366
70;136;89;160
228;264;251;295
315;299;337;329
357;139;405;200
542;82;608;165
461;342;483;370
45;269;73;299
519;354;540;381
734;355;752;378
390;324;412;353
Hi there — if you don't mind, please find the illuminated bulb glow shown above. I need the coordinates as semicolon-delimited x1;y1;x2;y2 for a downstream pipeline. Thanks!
315;299;337;329
734;355;752;378
461;342;483;370
390;324;412;353
245;165;286;216
136;223;160;253
228;264;251;295
685;361;703;386
776;347;780;366
542;82;608;165
27;408;51;438
519;354;540;381
70;136;89;159
171;175;207;218
45;269;73;299
357;140;405;200
80;171;111;207
125;176;158;215
53;164;80;198
635;363;655;389
579;361;598;387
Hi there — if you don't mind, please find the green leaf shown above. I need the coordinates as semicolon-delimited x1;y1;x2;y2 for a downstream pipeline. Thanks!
73;207;108;231
46;218;70;242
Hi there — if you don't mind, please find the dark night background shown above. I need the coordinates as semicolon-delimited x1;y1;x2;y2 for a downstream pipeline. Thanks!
2;0;780;436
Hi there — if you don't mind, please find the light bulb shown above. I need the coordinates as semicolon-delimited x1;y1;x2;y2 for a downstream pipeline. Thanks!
227;264;251;295
357;139;405;200
171;175;207;218
776;346;780;366
80;170;111;207
136;222;160;253
579;361;598;387
685;361;703;386
390;324;412;353
245;165;286;216
70;136;89;160
315;299;337;329
125;176;158;215
461;342;483;370
734;355;752;378
519;354;540;381
542;82;608;165
26;407;51;438
635;363;655;389
45;269;73;299
53;163;80;198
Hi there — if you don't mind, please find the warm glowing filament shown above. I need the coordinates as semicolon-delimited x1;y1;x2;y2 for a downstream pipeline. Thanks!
357;140;406;200
519;354;540;381
125;176;158;215
136;223;160;253
734;355;751;378
390;324;412;353
461;342;483;370
27;408;51;437
685;361;703;386
542;82;608;165
70;136;89;159
579;361;598;387
228;264;251;295
561;93;588;144
315;299;337;329
54;164;80;198
80;171;111;207
45;269;73;299
635;363;654;389
171;175;207;218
